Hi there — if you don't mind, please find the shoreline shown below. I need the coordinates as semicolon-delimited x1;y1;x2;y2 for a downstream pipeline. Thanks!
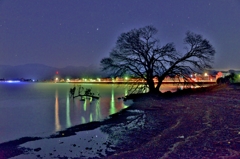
105;84;240;158
1;84;240;158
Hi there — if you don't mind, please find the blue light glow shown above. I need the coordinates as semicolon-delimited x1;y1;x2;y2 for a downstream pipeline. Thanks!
6;80;21;83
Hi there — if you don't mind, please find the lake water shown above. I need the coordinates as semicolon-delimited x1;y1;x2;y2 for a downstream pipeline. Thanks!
0;82;178;144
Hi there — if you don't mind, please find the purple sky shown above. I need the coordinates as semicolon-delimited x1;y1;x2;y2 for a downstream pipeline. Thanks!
0;0;240;70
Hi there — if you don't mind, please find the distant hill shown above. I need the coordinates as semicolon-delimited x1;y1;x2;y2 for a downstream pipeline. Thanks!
0;63;104;80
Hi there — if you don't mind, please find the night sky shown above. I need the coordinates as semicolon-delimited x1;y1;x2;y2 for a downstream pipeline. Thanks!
0;0;240;70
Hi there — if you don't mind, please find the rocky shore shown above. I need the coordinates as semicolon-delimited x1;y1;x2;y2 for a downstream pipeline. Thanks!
105;84;240;158
1;84;240;158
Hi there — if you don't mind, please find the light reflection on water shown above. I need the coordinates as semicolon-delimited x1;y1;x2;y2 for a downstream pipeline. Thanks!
0;83;133;143
68;84;129;126
0;82;186;143
66;93;71;128
58;84;131;132
55;89;61;131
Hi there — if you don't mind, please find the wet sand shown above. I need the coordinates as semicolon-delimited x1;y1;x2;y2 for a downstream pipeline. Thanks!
1;84;240;158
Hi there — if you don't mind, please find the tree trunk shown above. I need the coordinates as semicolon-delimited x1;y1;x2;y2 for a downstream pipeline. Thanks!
155;76;165;93
147;76;165;94
147;79;155;93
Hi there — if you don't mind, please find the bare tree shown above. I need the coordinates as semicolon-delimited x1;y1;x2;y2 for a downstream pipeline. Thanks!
101;26;215;93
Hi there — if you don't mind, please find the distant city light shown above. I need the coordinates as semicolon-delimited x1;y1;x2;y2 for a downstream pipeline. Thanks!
6;80;20;83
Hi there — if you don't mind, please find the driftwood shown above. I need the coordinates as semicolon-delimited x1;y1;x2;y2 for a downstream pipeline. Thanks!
69;85;99;100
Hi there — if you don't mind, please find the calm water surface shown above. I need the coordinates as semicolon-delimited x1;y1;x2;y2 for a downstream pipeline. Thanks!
0;82;134;143
0;82;178;144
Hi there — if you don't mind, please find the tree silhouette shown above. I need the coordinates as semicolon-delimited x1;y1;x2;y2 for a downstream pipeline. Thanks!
217;72;236;84
101;26;215;93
